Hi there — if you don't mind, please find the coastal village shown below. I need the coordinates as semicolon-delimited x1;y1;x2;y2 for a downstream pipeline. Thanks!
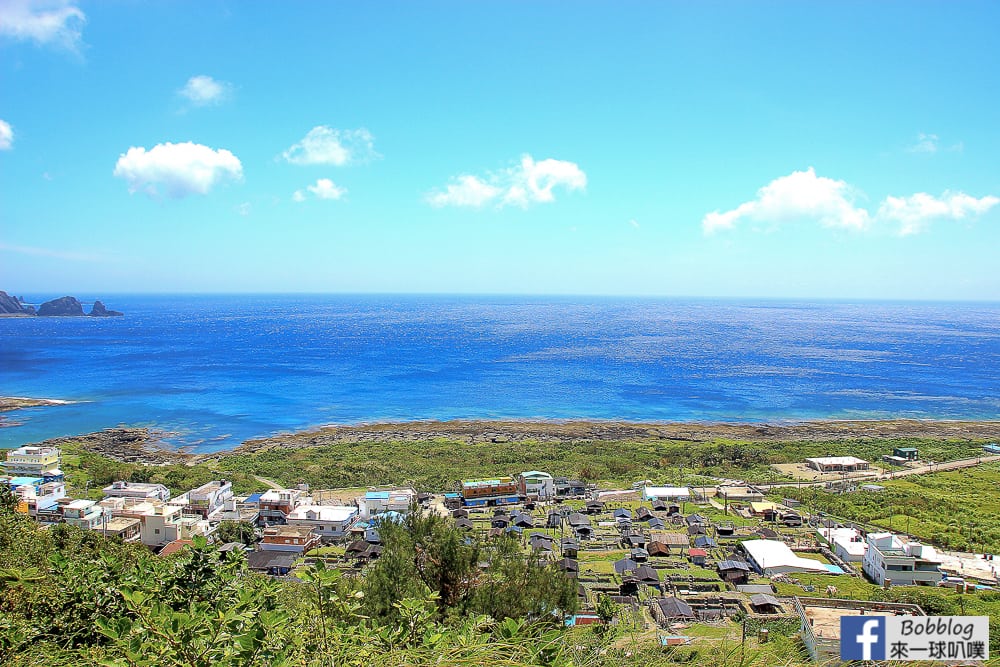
5;441;998;662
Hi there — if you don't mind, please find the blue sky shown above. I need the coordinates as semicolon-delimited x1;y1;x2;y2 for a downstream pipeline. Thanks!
1;1;998;299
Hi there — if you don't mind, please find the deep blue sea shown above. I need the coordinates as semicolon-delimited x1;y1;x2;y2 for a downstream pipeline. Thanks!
2;295;999;452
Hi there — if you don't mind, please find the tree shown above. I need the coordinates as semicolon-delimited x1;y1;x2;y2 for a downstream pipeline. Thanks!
213;521;256;546
472;535;578;623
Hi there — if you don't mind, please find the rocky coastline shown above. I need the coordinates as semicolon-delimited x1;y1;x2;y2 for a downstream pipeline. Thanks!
25;427;195;466
6;400;1000;465
232;417;1000;454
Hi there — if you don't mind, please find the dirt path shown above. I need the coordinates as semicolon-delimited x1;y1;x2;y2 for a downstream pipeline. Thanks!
254;475;283;490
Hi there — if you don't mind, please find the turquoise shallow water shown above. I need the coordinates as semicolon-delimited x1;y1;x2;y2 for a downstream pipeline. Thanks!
1;295;998;452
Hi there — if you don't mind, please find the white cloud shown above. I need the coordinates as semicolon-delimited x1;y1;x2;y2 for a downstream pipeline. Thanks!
702;167;870;234
236;202;251;216
877;192;999;236
0;119;12;150
703;167;998;237
907;132;939;154
0;0;85;52
282;126;378;166
113;141;243;199
293;178;347;202
629;219;640;229
426;175;501;208
427;154;587;209
906;133;964;154
178;75;232;107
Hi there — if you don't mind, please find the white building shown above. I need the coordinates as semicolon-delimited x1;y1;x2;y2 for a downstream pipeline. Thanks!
863;533;942;586
286;505;359;540
805;456;870;473
819;527;867;563
9;477;65;512
518;471;555;499
100;498;212;547
643;486;690;502
358;488;416;519
3;445;63;480
186;480;233;520
741;539;831;575
61;499;107;530
103;480;171;502
258;488;305;524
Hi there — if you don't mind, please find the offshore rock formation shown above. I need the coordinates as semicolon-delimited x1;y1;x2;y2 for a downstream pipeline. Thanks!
37;296;86;316
90;300;124;317
0;290;35;314
2;292;125;317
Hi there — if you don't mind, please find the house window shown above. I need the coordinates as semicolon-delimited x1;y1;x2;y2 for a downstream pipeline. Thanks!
155;528;160;534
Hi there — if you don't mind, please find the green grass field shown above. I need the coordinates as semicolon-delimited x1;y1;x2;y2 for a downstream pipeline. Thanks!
780;462;1000;552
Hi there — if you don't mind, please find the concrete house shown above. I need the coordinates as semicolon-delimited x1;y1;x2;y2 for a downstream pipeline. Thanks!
286;505;359;540
186;480;234;520
260;525;321;553
805;456;870;473
517;471;555;499
862;533;942;586
3;446;63;481
103;480;171;502
820;527;867;563
359;488;416;518
794;597;926;663
9;477;65;513
100;498;211;547
258;488;304;524
60;499;106;530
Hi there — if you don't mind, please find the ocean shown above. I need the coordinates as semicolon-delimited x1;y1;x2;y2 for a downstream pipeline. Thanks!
1;295;999;452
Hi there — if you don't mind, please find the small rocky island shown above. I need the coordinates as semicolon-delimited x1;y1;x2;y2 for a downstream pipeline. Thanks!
0;290;123;317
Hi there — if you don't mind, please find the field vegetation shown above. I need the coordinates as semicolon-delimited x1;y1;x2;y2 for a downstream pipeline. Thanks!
779;462;1000;552
57;440;260;498
213;436;988;491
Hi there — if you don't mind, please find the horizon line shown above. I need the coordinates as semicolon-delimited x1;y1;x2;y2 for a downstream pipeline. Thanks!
4;289;1000;305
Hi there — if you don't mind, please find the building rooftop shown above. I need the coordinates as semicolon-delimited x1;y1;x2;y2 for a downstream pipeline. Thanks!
6;446;59;457
65;499;97;510
247;550;297;571
263;525;317;539
742;539;829;573
158;539;194;557
8;476;43;487
190;480;230;495
805;456;869;466
259;488;300;502
462;478;515;489
643;486;690;499
287;505;358;522
104;517;141;532
798;597;925;642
